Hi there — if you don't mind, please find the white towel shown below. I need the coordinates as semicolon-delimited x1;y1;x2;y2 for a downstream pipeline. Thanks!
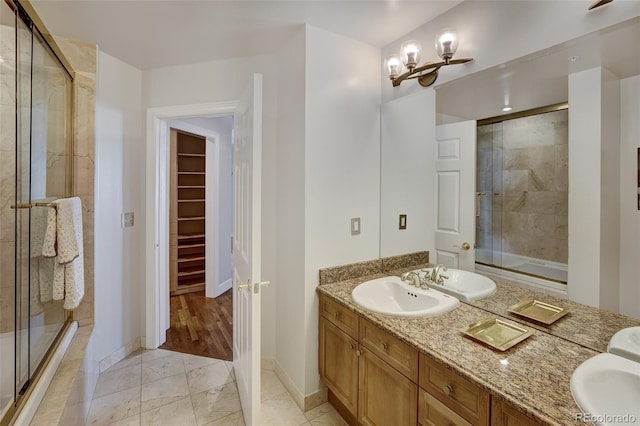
42;197;85;310
32;198;56;303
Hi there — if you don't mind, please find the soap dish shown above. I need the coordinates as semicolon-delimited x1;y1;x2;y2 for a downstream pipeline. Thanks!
507;299;570;325
460;318;534;351
607;327;640;363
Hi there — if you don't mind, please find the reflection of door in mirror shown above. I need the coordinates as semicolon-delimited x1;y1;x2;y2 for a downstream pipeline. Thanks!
475;106;568;284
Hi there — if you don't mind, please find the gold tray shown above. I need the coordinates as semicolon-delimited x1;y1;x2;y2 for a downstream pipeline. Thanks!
460;318;534;351
507;299;570;325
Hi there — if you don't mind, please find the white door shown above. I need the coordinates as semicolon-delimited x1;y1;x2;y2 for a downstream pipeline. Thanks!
232;73;264;425
434;121;477;270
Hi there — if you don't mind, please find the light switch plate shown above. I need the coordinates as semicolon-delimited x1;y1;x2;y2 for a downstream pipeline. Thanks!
351;217;361;236
399;214;407;230
122;212;134;228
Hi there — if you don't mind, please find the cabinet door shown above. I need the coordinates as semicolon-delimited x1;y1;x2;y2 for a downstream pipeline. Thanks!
319;317;359;417
419;388;472;426
491;397;542;426
358;347;418;426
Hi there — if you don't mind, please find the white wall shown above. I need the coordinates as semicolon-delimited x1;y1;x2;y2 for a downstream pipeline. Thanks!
380;90;436;257
304;25;381;395
381;1;640;103
619;75;640;319
567;67;620;312
600;69;621;312
94;50;144;362
142;54;279;359
275;27;307;395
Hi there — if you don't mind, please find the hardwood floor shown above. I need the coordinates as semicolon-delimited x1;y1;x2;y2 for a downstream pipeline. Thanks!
159;289;233;361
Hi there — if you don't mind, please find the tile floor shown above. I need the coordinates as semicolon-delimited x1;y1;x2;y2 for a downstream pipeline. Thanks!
86;348;347;426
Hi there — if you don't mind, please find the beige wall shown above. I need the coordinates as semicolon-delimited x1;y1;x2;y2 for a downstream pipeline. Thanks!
56;37;96;326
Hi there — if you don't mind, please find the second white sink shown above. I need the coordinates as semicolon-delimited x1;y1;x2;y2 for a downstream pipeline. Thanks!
351;276;460;318
570;353;640;426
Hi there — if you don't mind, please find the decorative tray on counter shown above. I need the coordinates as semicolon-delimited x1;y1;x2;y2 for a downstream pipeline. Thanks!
507;299;570;325
460;318;534;351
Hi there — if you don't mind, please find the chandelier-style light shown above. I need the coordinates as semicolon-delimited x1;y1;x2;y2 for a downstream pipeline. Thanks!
385;29;473;88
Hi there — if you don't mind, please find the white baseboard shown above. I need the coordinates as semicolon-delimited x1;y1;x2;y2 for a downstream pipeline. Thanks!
98;338;142;373
273;360;328;412
218;278;232;295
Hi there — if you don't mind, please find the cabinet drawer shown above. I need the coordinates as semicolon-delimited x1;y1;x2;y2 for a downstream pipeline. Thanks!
419;353;490;426
320;295;359;339
419;388;472;426
359;318;418;382
491;396;542;426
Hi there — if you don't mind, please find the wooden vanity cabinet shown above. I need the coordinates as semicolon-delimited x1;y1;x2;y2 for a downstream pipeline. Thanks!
491;396;542;426
319;295;418;425
419;388;472;426
358;346;417;425
419;353;490;426
319;294;539;426
319;317;359;418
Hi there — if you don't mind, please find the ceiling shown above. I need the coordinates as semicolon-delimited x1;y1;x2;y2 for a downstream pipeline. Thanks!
31;0;462;70
436;17;640;122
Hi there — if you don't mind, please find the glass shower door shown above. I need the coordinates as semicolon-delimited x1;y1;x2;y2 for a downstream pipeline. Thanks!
15;8;32;399
28;27;71;375
0;2;16;418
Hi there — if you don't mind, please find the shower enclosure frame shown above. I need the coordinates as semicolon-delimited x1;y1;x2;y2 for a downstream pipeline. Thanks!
475;102;569;284
1;0;76;424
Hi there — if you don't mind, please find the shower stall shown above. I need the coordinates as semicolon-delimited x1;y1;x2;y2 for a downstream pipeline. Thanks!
475;105;568;284
0;0;73;422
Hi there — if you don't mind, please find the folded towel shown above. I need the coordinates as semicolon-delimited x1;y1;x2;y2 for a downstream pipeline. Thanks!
43;197;85;310
42;206;57;258
29;259;45;316
39;256;55;302
32;198;57;303
54;199;80;264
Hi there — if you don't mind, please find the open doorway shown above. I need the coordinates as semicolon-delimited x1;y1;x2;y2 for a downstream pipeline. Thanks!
157;115;235;361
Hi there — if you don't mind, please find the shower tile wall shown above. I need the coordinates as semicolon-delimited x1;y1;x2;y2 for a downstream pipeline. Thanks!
57;37;96;327
477;110;568;265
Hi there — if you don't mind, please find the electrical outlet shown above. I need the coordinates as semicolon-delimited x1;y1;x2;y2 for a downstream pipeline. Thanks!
351;217;361;236
122;212;134;228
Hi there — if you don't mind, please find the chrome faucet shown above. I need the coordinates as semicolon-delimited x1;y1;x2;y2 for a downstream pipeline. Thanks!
429;264;449;286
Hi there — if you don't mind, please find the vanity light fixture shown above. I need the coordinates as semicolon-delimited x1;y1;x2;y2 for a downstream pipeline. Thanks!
384;28;473;88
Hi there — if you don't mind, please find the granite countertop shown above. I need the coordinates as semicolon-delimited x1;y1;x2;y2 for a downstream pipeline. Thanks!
468;271;640;353
317;274;601;426
386;264;640;353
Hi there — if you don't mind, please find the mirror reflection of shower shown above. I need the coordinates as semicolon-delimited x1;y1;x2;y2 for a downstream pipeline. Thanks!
475;105;568;284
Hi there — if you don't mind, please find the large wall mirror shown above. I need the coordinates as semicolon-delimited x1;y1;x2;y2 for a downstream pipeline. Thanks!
380;17;640;350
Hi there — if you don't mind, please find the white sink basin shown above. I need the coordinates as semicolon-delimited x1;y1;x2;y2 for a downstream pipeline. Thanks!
570;353;640;425
608;327;640;363
351;276;460;318
416;268;496;302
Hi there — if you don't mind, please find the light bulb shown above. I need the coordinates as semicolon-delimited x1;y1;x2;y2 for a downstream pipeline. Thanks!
436;28;459;62
400;40;421;69
384;54;403;79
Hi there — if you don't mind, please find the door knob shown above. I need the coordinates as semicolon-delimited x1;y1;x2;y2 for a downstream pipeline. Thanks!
453;242;471;250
